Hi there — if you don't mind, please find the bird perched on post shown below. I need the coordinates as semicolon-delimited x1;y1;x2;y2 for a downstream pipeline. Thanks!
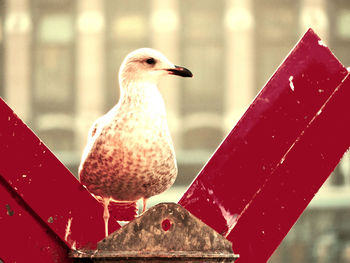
79;48;193;237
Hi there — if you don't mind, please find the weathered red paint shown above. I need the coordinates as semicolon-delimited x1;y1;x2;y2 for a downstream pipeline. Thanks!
0;176;73;263
228;73;350;262
179;29;350;262
0;97;138;259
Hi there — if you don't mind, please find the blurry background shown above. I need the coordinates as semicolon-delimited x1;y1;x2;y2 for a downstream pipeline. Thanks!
0;0;350;262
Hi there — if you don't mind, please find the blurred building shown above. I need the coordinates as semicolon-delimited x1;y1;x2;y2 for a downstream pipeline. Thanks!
0;0;350;262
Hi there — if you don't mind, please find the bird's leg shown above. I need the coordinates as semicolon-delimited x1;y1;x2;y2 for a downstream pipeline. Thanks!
141;198;148;214
102;197;110;237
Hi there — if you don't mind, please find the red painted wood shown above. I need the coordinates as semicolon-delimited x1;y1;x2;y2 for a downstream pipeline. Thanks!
0;97;128;252
227;73;350;262
178;29;349;261
0;176;72;263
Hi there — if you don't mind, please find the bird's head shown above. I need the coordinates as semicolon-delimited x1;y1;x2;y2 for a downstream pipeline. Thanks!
119;48;193;87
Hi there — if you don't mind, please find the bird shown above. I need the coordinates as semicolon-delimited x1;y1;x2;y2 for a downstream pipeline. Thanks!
78;48;193;237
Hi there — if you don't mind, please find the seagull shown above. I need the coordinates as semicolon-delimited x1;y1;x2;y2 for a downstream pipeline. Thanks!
78;48;193;237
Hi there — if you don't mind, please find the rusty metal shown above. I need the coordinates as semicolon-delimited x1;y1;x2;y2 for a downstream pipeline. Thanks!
70;203;239;262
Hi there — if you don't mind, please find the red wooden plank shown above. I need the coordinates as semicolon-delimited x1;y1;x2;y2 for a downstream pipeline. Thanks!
178;29;348;259
0;176;72;263
0;97;123;250
227;73;350;262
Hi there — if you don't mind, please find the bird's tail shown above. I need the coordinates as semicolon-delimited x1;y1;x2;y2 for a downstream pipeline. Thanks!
109;201;138;222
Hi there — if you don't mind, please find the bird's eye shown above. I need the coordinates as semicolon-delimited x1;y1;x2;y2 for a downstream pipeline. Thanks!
146;58;156;65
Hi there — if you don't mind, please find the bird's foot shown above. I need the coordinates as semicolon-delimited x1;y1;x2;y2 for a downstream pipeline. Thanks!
140;198;148;214
102;198;111;237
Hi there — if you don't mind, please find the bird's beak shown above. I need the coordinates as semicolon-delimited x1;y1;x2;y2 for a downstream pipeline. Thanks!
166;65;193;78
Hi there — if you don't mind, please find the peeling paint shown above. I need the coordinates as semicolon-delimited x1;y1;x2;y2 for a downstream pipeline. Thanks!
280;156;285;164
48;216;54;223
289;76;295;91
318;40;327;47
6;204;14;216
65;217;73;242
211;196;238;237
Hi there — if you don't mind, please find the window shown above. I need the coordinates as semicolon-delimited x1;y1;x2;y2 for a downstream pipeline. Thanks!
31;0;75;153
254;0;300;90
174;1;226;184
179;0;225;156
105;0;150;110
328;0;350;66
328;0;350;188
180;0;224;115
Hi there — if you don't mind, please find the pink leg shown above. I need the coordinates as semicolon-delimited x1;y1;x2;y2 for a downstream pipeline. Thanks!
142;198;148;213
102;198;110;237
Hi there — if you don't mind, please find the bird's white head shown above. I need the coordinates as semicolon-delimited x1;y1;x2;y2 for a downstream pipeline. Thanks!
119;48;193;89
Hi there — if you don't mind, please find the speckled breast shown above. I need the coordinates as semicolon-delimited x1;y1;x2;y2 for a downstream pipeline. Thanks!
79;114;177;202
